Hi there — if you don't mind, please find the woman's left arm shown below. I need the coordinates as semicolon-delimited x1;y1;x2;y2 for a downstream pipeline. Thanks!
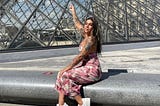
58;38;94;78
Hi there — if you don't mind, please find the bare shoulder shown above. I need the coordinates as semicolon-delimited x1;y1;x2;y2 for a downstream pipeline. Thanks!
84;36;95;49
88;36;96;44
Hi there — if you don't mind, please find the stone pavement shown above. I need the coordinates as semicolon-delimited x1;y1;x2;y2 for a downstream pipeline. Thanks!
0;46;160;74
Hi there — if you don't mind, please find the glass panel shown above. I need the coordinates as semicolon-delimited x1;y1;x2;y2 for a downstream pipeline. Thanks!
0;0;160;50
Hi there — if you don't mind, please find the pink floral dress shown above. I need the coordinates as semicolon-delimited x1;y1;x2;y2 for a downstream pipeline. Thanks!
55;46;102;98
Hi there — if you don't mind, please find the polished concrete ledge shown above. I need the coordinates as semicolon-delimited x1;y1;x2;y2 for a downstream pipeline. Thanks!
0;70;160;106
84;71;160;106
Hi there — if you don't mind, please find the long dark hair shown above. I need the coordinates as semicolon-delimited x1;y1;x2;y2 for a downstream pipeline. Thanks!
85;16;102;54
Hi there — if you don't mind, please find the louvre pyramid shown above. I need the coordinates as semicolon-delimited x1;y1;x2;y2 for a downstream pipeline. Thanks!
0;0;160;50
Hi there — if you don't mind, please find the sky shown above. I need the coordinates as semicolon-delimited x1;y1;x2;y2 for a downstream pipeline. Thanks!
1;0;90;30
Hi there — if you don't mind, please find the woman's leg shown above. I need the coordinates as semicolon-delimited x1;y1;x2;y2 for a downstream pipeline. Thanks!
58;92;65;106
75;95;83;106
62;66;100;105
55;65;100;106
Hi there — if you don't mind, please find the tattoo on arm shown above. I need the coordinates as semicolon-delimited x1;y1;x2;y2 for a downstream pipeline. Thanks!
73;14;83;30
79;28;84;35
70;55;83;67
73;16;79;24
69;39;93;68
85;42;92;51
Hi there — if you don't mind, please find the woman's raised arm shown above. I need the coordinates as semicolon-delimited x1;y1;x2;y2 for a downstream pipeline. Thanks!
69;4;83;31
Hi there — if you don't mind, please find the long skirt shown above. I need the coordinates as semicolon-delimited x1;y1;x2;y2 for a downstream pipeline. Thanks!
55;53;102;98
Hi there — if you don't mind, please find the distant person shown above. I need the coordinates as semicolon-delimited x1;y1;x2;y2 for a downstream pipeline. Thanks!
55;4;102;106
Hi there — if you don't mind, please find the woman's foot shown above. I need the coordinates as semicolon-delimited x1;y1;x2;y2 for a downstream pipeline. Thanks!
78;98;91;106
56;103;68;106
56;104;63;106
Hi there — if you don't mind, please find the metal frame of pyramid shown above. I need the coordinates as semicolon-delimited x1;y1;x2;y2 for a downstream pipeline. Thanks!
0;0;160;50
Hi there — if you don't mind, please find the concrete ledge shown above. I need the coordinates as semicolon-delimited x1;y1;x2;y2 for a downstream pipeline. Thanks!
84;72;160;106
0;71;57;105
0;70;160;106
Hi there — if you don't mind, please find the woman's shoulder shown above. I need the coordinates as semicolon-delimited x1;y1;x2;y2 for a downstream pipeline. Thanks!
81;36;96;45
87;36;96;43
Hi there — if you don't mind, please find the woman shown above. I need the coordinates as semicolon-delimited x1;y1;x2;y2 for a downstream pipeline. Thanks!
55;4;102;106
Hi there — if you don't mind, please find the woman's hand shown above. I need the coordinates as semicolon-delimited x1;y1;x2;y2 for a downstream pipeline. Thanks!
69;4;83;31
57;70;66;79
69;4;75;13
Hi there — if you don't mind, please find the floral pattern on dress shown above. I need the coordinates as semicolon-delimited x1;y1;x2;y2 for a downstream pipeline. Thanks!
55;53;102;98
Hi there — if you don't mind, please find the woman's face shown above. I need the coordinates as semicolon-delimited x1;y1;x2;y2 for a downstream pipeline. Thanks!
84;19;93;35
